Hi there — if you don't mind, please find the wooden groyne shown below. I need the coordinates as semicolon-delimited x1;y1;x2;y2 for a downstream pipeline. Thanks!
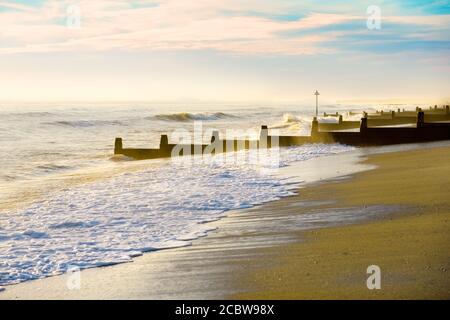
319;105;450;131
115;126;309;160
314;111;450;146
114;108;450;160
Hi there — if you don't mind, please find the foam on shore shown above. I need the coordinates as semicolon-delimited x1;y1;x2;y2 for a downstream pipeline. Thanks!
0;144;353;286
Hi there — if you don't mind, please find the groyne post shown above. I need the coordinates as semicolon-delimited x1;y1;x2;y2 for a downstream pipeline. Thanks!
360;116;368;134
311;117;319;136
417;111;425;128
114;138;123;154
160;134;169;150
446;105;449;115
391;111;395;118
260;125;269;148
338;114;343;124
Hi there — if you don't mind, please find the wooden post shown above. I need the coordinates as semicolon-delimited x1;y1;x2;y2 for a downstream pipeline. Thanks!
260;125;268;139
114;138;123;154
417;111;425;128
260;125;269;148
446;105;449;115
311;117;319;136
160;134;169;150
360;116;368;133
338;115;343;124
391;111;395;118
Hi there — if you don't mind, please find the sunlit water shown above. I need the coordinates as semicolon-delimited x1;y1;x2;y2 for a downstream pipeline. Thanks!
0;102;417;286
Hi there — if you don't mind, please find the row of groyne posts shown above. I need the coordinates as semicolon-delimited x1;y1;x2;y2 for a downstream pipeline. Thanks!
319;105;450;130
114;105;450;160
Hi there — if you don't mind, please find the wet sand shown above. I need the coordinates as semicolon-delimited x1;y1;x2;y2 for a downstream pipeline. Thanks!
234;145;450;299
1;143;449;299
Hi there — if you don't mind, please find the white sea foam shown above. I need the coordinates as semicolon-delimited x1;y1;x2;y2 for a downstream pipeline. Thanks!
269;113;312;135
0;143;353;286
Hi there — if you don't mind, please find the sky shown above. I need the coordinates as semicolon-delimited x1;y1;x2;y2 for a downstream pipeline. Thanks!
0;0;449;103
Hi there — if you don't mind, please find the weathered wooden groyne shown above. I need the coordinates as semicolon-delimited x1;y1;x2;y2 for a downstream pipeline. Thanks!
114;126;309;160
319;105;450;131
313;111;450;146
114;108;450;160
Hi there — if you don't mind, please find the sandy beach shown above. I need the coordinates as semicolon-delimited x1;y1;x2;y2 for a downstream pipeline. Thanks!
234;145;450;299
1;143;449;299
2;0;450;304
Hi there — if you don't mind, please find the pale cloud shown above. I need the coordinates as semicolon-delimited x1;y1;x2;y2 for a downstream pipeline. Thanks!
0;1;36;12
0;0;449;55
385;14;450;27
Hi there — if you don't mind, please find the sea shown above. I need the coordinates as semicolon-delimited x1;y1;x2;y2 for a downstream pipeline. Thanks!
0;101;416;286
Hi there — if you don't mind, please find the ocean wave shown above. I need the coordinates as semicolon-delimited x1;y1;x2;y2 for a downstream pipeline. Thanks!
49;220;100;229
0;143;354;286
269;113;312;135
45;120;124;128
22;230;48;239
2;111;56;118
35;164;73;173
109;154;136;162
269;113;357;134
149;112;236;122
0;174;18;182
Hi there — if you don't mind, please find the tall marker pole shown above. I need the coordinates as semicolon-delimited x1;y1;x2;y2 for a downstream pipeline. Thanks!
314;90;320;117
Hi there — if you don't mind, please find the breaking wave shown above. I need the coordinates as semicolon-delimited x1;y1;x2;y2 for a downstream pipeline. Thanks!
269;114;312;135
150;112;236;122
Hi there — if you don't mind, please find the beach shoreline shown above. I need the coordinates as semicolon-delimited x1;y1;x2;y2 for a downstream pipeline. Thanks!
233;145;450;299
1;142;449;299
